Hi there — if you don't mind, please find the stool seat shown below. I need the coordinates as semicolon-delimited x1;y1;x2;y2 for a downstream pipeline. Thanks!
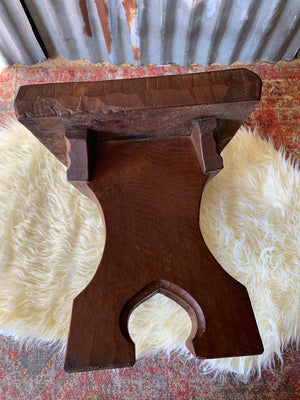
14;69;263;372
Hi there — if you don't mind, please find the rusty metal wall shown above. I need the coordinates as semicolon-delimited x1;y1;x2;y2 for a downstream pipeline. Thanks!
0;0;299;67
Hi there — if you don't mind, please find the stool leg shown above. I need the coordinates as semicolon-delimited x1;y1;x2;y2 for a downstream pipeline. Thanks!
65;280;136;371
64;135;263;371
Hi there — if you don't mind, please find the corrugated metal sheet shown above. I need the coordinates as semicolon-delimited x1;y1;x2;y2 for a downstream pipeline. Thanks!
0;0;299;67
0;0;45;66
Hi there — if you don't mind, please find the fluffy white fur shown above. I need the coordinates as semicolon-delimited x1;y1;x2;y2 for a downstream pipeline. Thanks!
199;128;299;379
0;120;299;379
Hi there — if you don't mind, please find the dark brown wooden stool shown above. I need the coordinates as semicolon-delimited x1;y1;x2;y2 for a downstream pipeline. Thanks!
14;69;263;372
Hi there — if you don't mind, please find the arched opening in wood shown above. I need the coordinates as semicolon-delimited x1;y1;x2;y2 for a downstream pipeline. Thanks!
119;279;206;357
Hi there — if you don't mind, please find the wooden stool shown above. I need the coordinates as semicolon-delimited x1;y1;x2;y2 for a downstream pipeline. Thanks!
14;69;263;372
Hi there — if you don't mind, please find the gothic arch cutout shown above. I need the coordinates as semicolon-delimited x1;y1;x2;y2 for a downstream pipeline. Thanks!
120;279;206;356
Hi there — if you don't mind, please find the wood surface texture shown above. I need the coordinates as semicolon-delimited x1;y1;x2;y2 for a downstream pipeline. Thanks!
14;69;264;372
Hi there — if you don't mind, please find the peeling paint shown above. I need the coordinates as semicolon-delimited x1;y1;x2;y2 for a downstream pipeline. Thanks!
94;0;112;54
122;0;137;34
79;0;92;37
1;0;299;67
132;44;140;61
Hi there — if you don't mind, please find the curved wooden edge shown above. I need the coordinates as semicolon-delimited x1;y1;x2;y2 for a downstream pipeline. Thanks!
119;279;206;357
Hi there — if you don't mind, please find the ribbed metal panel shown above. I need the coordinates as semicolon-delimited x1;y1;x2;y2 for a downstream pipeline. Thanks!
0;0;299;66
0;0;45;66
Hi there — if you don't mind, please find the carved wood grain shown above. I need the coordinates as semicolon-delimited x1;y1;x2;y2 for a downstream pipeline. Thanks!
14;69;264;372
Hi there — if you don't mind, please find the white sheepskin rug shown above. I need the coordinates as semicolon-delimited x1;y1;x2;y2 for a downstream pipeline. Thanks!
0;120;299;380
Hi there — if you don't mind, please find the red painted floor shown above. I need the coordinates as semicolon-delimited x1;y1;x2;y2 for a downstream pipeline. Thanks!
0;62;299;399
